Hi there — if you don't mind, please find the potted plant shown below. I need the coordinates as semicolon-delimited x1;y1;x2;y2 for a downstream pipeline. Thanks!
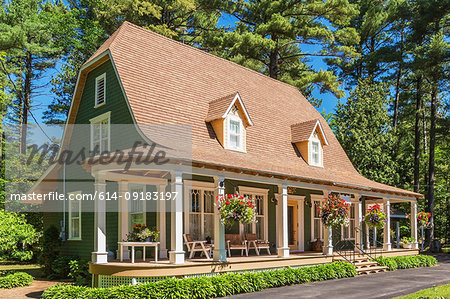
127;224;159;242
401;237;415;249
318;194;350;228
216;194;257;228
363;204;387;230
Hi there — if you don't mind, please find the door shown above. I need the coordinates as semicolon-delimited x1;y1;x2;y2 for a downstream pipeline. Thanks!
287;200;298;250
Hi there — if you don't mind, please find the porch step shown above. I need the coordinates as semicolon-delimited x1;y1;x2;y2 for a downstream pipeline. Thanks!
354;261;378;267
334;256;371;263
356;265;387;275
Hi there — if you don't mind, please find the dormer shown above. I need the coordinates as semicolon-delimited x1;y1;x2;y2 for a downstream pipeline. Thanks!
205;92;253;152
291;119;329;167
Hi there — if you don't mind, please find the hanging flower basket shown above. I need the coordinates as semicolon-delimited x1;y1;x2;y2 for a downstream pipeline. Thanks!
318;194;350;228
363;204;387;230
216;194;257;228
416;211;431;228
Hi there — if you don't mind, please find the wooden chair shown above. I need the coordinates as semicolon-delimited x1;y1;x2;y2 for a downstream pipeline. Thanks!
183;234;212;259
245;233;271;255
225;234;248;257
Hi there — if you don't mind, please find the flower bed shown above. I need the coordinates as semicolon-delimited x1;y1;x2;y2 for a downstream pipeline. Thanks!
373;255;437;271
0;272;33;289
363;204;387;230
318;194;350;228
41;262;357;299
216;194;257;227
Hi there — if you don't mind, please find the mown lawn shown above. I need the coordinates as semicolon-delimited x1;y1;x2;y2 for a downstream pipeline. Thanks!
395;284;450;299
0;263;43;278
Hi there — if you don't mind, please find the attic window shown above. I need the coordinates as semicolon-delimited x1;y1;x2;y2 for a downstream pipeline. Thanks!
291;119;328;167
95;73;106;107
311;140;321;166
228;117;242;150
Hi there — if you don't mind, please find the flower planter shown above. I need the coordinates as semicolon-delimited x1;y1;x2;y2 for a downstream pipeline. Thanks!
402;243;412;249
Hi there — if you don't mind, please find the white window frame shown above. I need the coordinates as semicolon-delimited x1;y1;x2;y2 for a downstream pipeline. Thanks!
90;111;111;153
342;203;356;240
226;115;244;152
128;184;146;230
183;181;216;240
311;194;324;241
68;191;82;240
309;133;323;167
238;186;269;241
95;73;106;108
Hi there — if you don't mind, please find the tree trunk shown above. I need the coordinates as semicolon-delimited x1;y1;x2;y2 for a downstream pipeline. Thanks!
427;87;437;240
269;36;279;79
413;77;422;194
393;30;404;130
20;52;32;155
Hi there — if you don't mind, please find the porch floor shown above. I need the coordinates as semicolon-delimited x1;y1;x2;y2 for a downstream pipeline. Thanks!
89;248;418;278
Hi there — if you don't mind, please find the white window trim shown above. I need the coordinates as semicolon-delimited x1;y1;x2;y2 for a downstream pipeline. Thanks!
90;111;111;153
183;180;216;240
238;186;269;241
308;135;323;167
68;191;82;240
128;184;146;230
310;194;324;242
94;73;106;108
226;115;245;152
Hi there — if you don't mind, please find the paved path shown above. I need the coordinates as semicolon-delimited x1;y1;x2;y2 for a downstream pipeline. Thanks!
230;255;450;299
0;280;59;299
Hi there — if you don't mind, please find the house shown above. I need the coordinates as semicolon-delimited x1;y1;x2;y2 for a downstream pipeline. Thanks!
33;21;421;287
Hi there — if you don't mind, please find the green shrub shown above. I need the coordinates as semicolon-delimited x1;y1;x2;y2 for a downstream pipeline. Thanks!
50;256;79;279
373;255;437;271
42;262;357;299
68;259;91;286
40;225;61;276
0;272;33;289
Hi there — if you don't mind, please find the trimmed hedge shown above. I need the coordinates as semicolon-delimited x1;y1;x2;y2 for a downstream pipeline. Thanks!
42;261;357;299
373;255;437;271
0;272;33;289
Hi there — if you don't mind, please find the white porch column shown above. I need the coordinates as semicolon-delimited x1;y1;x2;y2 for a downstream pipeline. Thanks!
169;171;185;264
92;177;108;264
383;197;392;251
411;201;419;249
118;181;129;260
213;176;227;261
277;184;289;258
322;190;333;255
354;194;362;251
156;183;168;259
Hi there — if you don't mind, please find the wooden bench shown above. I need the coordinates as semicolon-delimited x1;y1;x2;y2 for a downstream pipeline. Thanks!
245;233;271;255
225;234;248;257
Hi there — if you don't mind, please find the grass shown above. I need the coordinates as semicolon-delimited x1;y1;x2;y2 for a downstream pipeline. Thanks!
0;263;43;279
395;284;450;299
443;247;450;254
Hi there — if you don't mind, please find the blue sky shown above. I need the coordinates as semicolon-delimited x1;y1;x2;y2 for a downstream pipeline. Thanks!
30;13;343;123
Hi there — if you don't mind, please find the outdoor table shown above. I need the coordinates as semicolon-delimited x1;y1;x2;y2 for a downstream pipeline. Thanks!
118;241;159;264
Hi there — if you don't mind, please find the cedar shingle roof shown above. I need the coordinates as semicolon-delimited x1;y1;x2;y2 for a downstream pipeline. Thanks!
205;93;237;122
291;119;320;143
80;21;420;198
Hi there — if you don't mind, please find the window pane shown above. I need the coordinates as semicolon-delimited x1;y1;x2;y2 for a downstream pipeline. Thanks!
189;214;201;240
350;220;355;238
256;217;264;239
230;134;239;148
204;214;214;239
71;218;80;238
314;219;321;239
70;201;79;217
190;189;200;212
230;120;240;134
204;190;214;213
314;201;320;218
131;213;144;226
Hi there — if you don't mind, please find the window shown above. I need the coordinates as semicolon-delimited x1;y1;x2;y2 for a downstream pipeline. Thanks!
129;184;146;229
309;132;323;167
312;199;323;240
90;112;110;153
227;116;244;151
184;182;215;240
239;187;268;240
68;192;82;240
343;204;356;239
95;73;106;107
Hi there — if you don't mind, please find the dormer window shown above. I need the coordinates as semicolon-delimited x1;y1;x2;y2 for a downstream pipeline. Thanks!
291;119;328;167
229;117;242;149
205;92;253;152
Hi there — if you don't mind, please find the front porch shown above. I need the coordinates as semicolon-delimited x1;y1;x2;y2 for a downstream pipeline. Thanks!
89;248;419;287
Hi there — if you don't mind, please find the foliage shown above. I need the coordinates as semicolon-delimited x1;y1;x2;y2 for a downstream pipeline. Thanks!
68;259;90;286
0;211;40;261
396;283;450;299
411;211;432;228
42;261;357;299
334;79;400;186
400;237;415;244
127;224;159;242
39;225;61;276
318;194;350;228
49;256;80;279
363;204;387;230
373;255;437;271
216;194;256;228
0;271;33;289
